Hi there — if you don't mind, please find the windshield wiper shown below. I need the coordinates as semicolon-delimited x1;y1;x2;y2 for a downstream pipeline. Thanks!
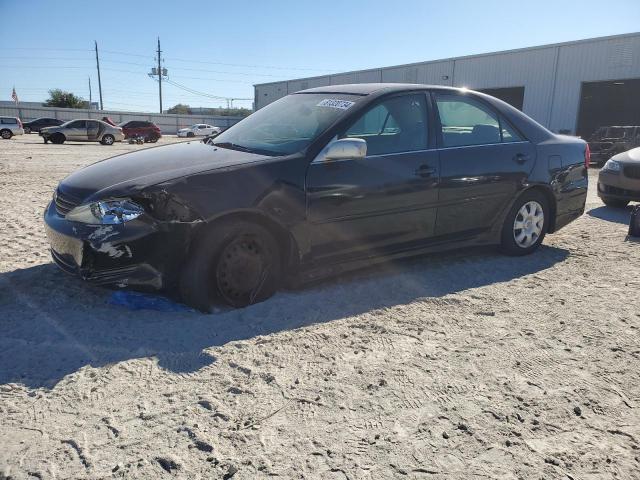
212;142;253;152
211;142;284;156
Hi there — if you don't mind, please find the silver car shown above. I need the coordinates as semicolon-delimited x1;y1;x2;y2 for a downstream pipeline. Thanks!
0;116;25;139
598;147;640;207
40;119;124;145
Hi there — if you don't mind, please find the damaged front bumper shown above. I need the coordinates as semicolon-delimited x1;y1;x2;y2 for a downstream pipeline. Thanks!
43;200;196;290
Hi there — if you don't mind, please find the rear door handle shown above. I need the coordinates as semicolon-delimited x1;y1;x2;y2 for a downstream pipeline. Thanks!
513;153;530;165
415;165;436;178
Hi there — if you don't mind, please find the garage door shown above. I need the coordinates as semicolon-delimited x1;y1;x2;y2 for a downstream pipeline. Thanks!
477;87;525;111
576;78;640;138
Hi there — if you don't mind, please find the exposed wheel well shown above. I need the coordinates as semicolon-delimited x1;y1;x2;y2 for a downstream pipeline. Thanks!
193;211;300;273
520;185;557;233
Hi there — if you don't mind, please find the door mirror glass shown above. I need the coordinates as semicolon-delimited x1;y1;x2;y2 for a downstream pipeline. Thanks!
324;138;367;161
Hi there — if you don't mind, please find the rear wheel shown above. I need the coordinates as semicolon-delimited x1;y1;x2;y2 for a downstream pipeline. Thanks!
602;197;629;208
101;134;115;145
180;220;282;311
500;190;549;256
0;129;12;139
51;133;65;144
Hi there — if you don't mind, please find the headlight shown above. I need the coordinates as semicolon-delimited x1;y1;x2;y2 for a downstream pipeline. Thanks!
66;199;144;224
603;159;621;172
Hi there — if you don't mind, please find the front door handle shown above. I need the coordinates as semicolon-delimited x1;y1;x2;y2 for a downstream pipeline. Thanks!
415;165;436;178
513;153;530;165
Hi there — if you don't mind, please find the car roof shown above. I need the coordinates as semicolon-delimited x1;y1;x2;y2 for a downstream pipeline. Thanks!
296;83;460;95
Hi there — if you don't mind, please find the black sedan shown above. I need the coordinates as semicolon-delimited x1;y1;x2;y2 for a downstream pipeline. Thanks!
23;117;63;134
44;84;588;311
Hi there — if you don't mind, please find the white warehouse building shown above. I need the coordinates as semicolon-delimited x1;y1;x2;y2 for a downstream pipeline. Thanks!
254;33;640;139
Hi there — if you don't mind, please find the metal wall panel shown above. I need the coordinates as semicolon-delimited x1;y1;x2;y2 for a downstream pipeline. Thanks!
423;61;455;86
254;33;640;133
254;82;288;110
452;47;557;125
549;36;640;133
287;76;330;96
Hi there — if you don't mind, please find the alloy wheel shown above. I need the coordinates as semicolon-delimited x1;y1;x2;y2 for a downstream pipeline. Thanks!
513;201;544;248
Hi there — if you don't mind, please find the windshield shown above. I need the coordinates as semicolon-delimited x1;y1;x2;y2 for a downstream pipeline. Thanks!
212;93;362;156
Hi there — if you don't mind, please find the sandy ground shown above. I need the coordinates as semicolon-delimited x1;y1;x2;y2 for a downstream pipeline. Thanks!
0;135;639;480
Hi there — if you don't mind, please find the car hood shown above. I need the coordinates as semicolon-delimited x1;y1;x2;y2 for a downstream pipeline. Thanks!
612;147;640;164
41;126;61;133
58;141;271;202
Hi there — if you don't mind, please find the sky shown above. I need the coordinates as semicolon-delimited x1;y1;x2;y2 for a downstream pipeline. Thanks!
1;0;639;113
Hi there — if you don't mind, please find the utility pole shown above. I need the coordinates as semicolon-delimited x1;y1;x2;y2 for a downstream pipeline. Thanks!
157;37;162;113
148;40;167;112
94;41;103;110
88;76;92;111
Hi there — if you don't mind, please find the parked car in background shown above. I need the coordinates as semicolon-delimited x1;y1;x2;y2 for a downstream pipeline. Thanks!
0;116;24;139
44;84;588;311
588;126;640;167
598;147;640;207
23;117;64;134
177;124;220;137
119;120;162;142
40;119;124;145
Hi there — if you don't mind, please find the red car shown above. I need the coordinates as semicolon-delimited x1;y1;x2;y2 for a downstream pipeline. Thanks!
119;120;162;143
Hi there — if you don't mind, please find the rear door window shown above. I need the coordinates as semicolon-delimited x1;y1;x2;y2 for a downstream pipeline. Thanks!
435;94;526;147
435;95;501;147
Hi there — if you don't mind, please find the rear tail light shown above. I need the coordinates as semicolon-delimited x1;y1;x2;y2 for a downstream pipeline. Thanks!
584;143;591;169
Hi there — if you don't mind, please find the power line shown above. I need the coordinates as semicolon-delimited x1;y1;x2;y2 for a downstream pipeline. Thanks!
2;46;339;72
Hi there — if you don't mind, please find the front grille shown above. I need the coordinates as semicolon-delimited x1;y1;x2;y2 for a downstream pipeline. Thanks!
623;164;640;180
54;189;80;216
599;183;640;198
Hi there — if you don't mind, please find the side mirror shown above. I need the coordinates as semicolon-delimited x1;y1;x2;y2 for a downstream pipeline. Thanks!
324;138;367;161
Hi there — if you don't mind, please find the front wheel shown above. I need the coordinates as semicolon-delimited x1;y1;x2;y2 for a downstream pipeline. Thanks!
602;197;629;208
500;191;549;256
187;132;195;138
180;220;282;311
101;134;115;145
51;133;65;144
0;129;12;139
24;127;31;134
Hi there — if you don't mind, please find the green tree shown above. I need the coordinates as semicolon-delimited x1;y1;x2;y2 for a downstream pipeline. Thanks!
167;103;192;114
44;89;89;108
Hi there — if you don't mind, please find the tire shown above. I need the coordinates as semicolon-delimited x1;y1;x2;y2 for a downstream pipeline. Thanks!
51;133;65;144
180;220;282;311
24;126;31;134
602;197;629;208
500;190;549;256
187;132;195;138
101;134;115;145
0;129;12;139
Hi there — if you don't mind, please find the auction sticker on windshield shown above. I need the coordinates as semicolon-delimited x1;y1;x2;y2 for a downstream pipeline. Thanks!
316;99;355;110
